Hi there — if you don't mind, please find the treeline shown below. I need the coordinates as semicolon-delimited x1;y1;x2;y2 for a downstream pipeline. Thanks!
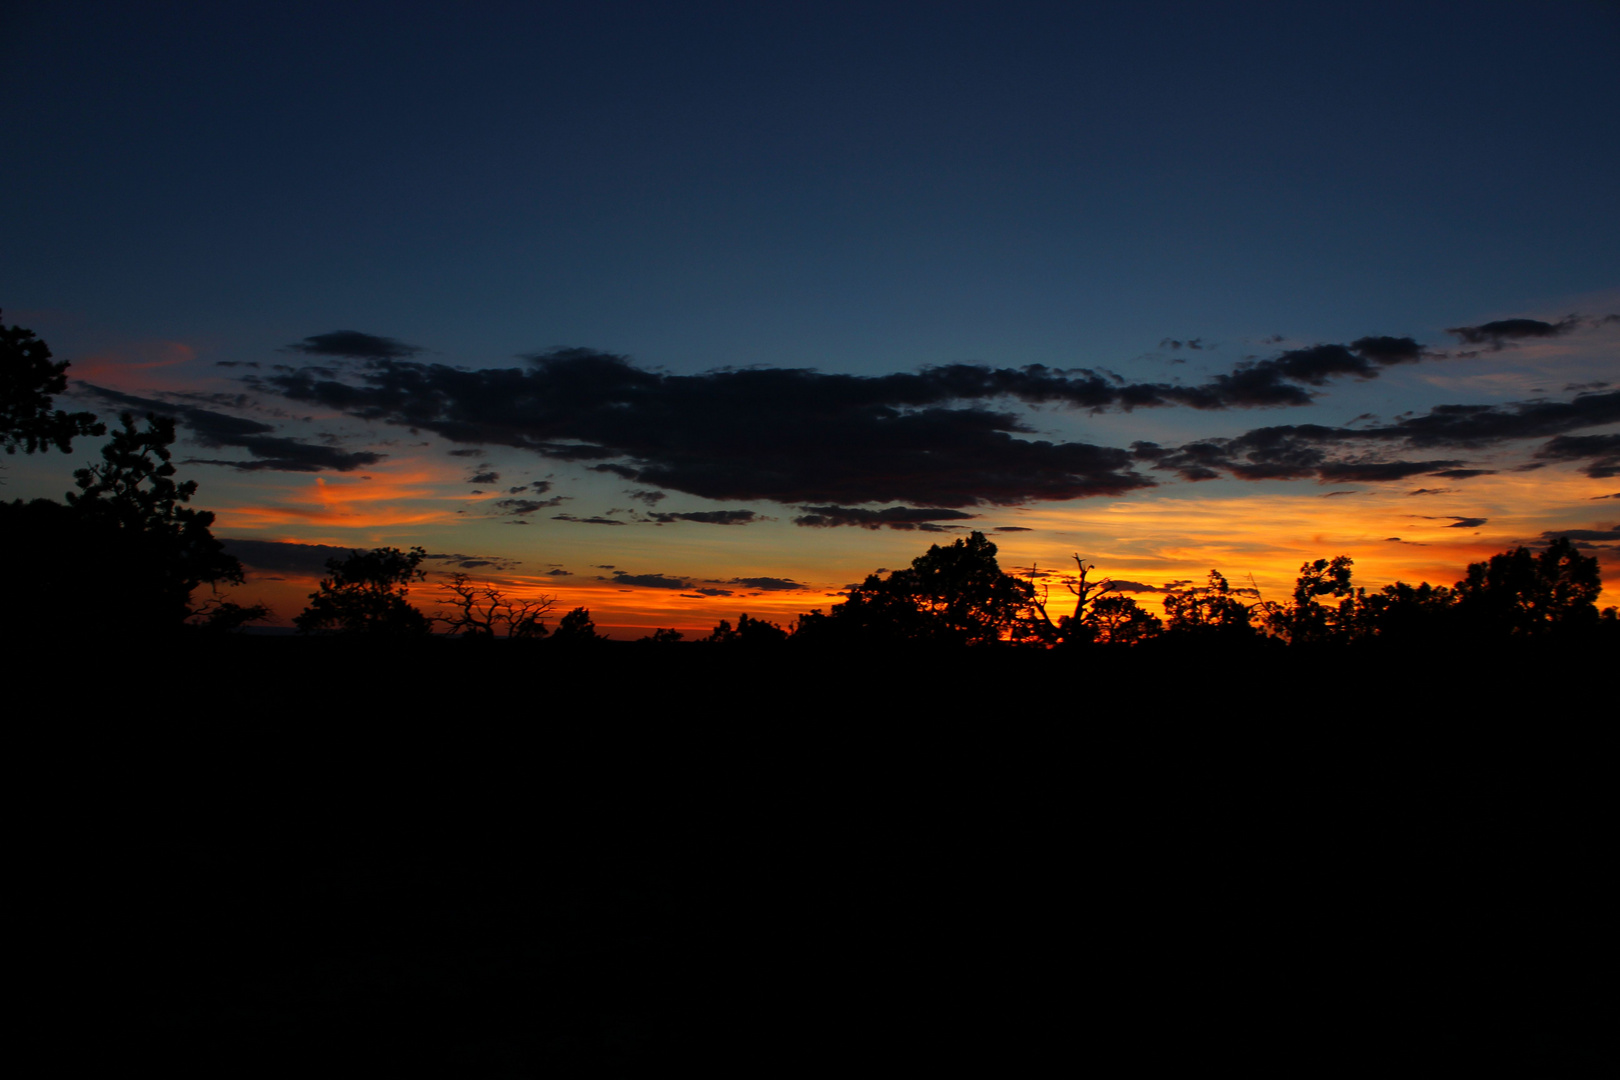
684;530;1618;650
4;310;1614;648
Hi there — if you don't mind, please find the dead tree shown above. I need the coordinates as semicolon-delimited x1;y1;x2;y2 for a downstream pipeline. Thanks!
437;573;557;638
1029;554;1115;643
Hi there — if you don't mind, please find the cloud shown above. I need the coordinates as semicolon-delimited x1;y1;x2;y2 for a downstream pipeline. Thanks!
219;538;358;574
469;470;499;484
792;506;980;529
218;539;518;575
253;330;1617;502
1103;580;1160;593
1539;526;1620;542
689;588;733;597
610;571;689;589
260;348;1156;506
1445;316;1582;348
285;331;423;360
727;577;803;591
1534;433;1620;479
994;525;1033;531
1442;517;1487;528
626;489;667;505
554;514;623;525
256;332;1460;507
494;497;565;515
547;568;571;575
645;510;759;525
78;384;383;472
1406;488;1454;496
1317;460;1467;482
421;551;520;570
1136;389;1620;484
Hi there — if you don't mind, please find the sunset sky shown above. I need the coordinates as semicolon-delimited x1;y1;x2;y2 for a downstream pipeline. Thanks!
4;1;1616;636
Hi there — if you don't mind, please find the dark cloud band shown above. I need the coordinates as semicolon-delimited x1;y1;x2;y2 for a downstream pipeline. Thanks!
1137;389;1620;483
78;384;383;472
285;331;423;360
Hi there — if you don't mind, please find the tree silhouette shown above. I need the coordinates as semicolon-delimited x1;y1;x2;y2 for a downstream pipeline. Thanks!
702;613;788;644
1163;570;1259;640
2;412;250;635
1086;594;1163;645
1029;554;1126;644
190;595;271;633
67;412;245;623
1453;537;1603;636
1;310;103;455
436;573;555;638
1331;581;1454;642
550;606;601;643
823;531;1037;645
294;546;431;635
1262;556;1355;644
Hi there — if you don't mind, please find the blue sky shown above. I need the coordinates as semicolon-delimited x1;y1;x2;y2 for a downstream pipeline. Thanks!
4;2;1616;632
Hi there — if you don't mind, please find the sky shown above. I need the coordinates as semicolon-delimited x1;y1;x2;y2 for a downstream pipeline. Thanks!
3;1;1617;636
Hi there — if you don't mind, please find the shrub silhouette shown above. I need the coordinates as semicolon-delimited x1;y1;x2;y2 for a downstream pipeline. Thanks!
295;546;431;635
703;613;788;644
551;606;601;643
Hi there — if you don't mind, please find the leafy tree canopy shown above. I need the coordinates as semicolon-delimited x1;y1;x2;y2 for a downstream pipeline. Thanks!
2;412;248;635
67;412;244;617
295;546;431;636
703;613;788;645
2;310;104;454
551;606;602;643
825;531;1037;645
1163;570;1259;640
1454;536;1603;635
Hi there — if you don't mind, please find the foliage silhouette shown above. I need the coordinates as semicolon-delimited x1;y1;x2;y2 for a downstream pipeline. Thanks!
1162;570;1261;641
1261;556;1356;644
1452;537;1603;636
190;596;271;633
702;613;788;645
436;573;555;638
1;310;103;455
2;412;250;635
551;606;602;643
1086;593;1164;644
294;546;431;635
1336;580;1456;642
815;531;1038;645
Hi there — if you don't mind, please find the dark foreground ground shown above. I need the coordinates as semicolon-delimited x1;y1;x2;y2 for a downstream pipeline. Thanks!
10;637;1611;1074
